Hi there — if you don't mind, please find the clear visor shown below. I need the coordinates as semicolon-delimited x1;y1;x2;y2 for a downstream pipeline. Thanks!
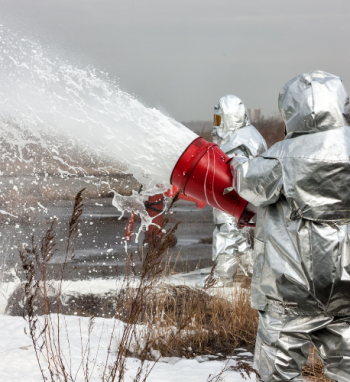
213;114;222;127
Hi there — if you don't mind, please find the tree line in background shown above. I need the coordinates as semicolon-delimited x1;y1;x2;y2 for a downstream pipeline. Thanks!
182;114;285;148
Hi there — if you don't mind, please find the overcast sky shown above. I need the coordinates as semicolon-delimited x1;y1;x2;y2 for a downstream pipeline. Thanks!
1;0;349;121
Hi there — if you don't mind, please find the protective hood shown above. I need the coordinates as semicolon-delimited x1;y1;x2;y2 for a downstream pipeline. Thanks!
279;70;350;139
212;95;250;144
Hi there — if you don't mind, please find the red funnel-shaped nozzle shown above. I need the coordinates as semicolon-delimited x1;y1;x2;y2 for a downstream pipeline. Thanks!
170;137;254;226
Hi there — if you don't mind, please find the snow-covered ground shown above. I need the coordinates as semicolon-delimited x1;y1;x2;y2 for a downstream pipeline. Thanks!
0;314;253;381
0;269;252;381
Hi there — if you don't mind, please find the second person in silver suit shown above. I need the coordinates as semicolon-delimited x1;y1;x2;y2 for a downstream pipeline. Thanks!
197;95;267;288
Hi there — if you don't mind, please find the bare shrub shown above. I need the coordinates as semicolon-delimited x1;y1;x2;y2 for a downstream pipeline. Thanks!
20;189;87;380
182;115;286;148
17;189;181;381
181;121;212;140
302;346;334;382
206;359;260;382
0;188;37;224
17;189;261;381
142;283;258;358
199;129;213;142
254;115;285;148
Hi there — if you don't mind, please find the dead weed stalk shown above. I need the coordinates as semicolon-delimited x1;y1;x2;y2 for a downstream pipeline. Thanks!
20;188;94;381
19;189;261;381
302;346;334;382
141;279;258;358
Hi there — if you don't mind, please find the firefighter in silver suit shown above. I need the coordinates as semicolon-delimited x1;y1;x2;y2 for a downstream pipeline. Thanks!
231;71;350;382
197;95;267;288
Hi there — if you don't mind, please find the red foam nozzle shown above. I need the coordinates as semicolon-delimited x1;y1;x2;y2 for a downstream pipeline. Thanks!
170;137;252;225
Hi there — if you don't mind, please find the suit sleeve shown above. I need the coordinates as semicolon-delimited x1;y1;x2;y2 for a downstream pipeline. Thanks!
230;155;283;207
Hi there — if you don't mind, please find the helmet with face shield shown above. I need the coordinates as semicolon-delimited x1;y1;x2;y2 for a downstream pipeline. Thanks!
212;95;251;145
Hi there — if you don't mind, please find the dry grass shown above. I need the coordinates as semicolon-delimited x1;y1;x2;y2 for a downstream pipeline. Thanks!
13;188;334;382
254;115;285;148
302;346;334;382
19;189;86;380
7;282;258;357
143;283;258;358
16;190;261;381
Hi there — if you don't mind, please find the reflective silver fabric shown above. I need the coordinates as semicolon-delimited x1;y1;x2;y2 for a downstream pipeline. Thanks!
212;208;253;284
212;94;250;144
212;94;266;158
210;95;266;285
220;124;267;159
279;71;350;139
231;71;350;316
254;311;350;382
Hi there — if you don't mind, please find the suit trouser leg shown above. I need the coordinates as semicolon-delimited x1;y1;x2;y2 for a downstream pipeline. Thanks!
311;316;350;382
254;311;334;381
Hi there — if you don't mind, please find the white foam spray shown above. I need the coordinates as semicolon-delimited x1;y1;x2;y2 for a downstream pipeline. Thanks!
0;24;198;240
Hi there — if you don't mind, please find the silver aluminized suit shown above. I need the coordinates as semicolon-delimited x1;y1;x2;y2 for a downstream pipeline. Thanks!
203;95;266;288
231;71;350;382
